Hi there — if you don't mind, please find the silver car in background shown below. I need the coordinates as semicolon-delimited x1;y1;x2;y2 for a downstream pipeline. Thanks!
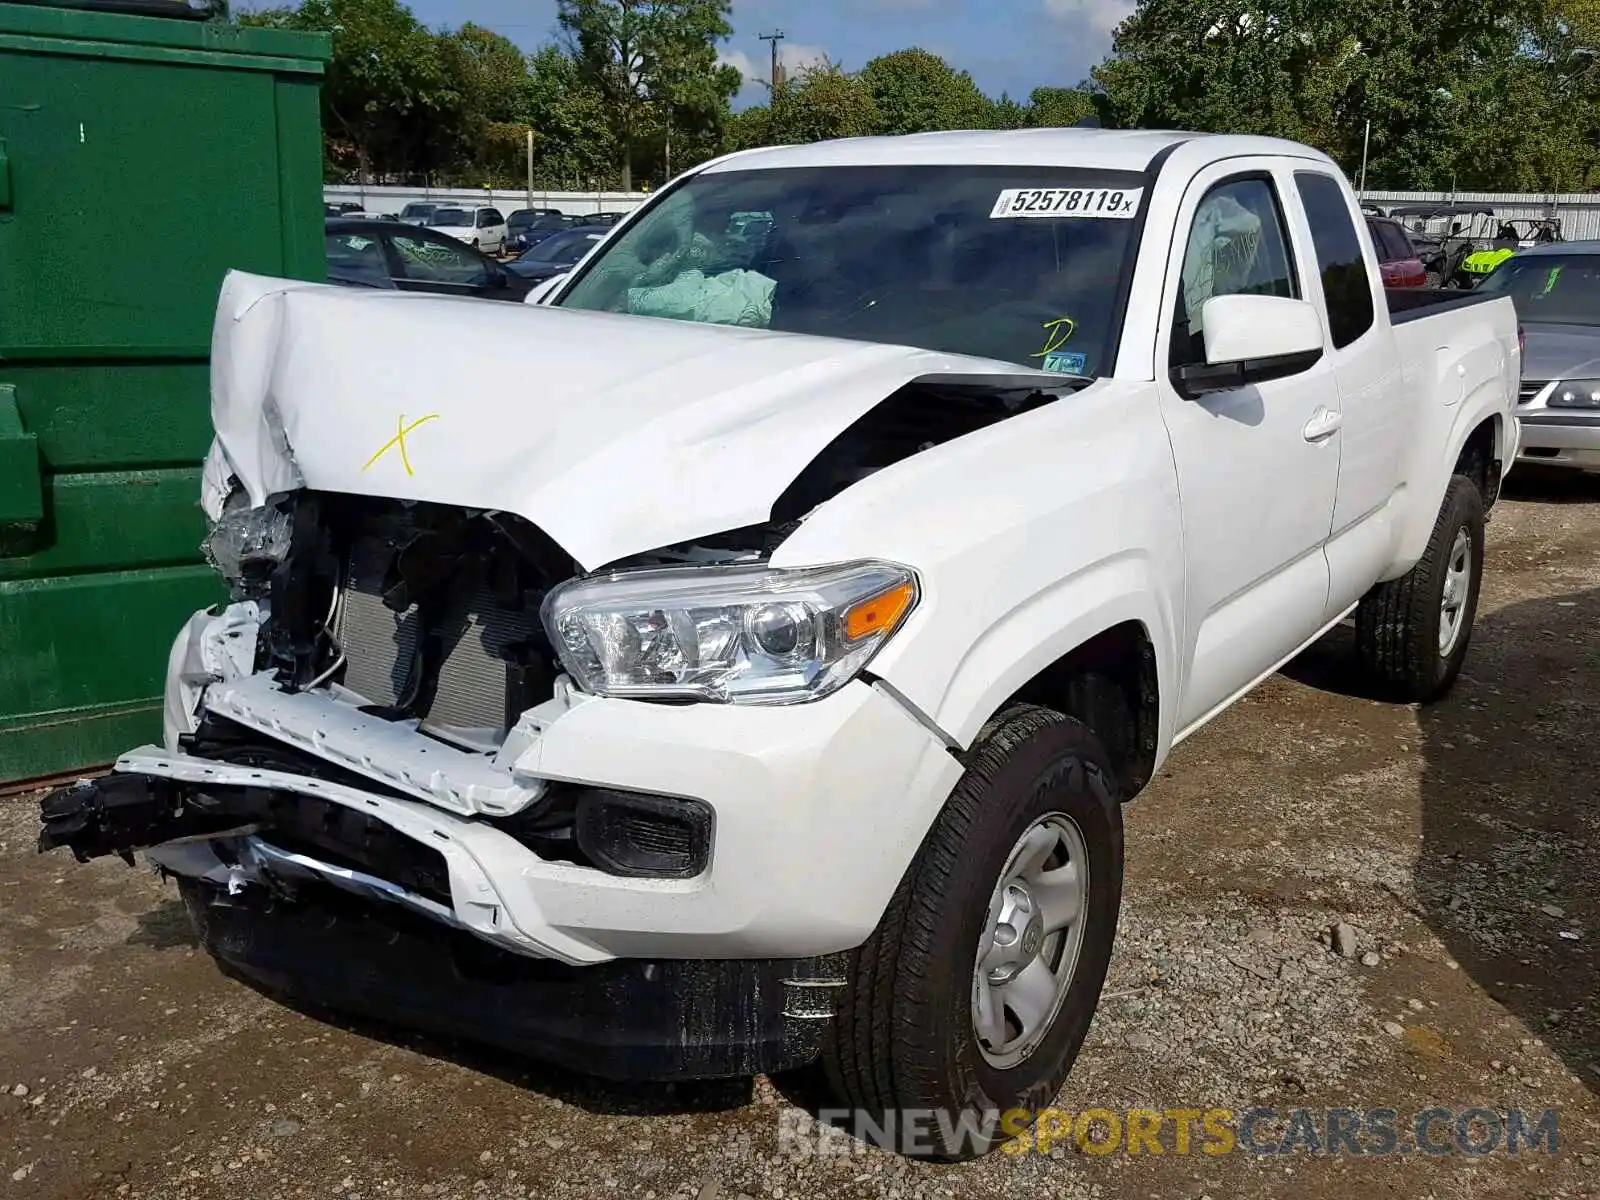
1480;241;1600;471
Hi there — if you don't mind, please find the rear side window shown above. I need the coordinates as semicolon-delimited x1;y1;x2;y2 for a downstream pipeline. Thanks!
1296;173;1375;349
1382;222;1415;261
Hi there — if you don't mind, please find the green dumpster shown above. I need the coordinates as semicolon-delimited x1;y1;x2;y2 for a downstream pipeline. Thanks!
0;1;329;783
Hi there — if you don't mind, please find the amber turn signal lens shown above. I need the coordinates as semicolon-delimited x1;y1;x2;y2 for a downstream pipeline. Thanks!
843;580;916;642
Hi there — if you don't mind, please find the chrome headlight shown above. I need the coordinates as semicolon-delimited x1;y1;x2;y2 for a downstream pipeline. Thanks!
542;561;919;705
202;487;294;597
1548;379;1600;409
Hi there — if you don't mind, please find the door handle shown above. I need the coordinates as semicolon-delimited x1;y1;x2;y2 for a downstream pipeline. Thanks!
1302;407;1343;442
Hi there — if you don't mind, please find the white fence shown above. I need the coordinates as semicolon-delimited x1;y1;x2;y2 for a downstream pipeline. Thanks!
328;184;1600;236
323;184;650;218
1363;190;1600;241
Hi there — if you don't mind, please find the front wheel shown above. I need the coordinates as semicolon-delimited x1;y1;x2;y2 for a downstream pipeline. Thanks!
1356;474;1485;701
820;705;1123;1160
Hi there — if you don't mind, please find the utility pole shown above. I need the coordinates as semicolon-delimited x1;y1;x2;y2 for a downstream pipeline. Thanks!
526;127;535;209
1358;119;1370;197
760;30;786;93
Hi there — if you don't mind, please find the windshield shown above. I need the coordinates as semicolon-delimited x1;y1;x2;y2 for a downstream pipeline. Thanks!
522;230;604;265
400;204;435;219
1478;255;1600;326
430;209;470;227
556;165;1145;375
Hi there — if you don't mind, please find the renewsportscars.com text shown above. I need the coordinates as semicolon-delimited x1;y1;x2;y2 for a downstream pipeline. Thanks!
778;1106;1562;1158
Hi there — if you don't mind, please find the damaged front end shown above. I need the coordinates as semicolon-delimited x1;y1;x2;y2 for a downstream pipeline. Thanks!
36;272;1077;1079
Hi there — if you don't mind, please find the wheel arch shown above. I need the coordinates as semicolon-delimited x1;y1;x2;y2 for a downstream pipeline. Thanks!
919;571;1174;802
1393;395;1506;574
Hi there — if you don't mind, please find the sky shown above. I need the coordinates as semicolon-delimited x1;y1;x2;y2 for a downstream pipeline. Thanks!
386;0;1139;106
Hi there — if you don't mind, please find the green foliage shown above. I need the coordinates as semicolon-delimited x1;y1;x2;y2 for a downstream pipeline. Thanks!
766;63;882;144
557;0;740;188
1093;0;1596;191
1024;87;1098;128
234;0;1600;193
242;0;451;181
860;48;993;133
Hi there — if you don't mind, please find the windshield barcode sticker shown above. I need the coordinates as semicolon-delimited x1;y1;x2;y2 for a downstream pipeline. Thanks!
990;187;1144;220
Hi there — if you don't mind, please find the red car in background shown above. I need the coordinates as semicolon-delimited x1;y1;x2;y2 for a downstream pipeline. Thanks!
1367;215;1428;288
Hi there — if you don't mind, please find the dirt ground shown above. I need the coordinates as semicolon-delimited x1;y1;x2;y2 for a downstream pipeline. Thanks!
3;472;1598;1200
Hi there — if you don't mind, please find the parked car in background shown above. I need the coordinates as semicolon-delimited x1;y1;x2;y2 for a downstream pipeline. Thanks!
505;210;571;255
504;227;607;283
1478;241;1600;471
425;206;508;253
324;218;532;302
323;201;363;218
398;202;441;225
572;211;625;227
1366;216;1427;288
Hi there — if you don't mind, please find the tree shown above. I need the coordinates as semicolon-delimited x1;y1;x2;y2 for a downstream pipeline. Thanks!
430;24;533;184
243;0;450;183
1094;0;1548;190
768;62;881;143
524;45;621;189
1024;86;1098;127
860;48;992;133
557;0;740;189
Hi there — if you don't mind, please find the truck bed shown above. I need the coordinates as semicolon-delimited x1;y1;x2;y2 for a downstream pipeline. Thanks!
1385;286;1500;324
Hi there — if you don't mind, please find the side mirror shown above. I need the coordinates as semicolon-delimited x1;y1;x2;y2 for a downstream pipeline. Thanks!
1174;294;1325;397
523;273;569;305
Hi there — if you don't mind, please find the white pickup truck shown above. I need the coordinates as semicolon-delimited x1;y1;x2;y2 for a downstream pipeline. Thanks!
42;130;1519;1159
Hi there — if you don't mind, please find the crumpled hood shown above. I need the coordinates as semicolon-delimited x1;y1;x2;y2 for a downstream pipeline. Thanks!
211;272;1067;569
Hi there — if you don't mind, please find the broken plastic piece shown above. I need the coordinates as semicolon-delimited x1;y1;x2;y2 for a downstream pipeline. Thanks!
202;489;293;593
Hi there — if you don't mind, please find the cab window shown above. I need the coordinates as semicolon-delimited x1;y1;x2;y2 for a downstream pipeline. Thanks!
1170;176;1299;369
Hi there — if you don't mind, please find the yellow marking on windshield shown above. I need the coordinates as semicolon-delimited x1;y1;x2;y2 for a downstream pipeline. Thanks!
363;413;440;477
1034;317;1077;359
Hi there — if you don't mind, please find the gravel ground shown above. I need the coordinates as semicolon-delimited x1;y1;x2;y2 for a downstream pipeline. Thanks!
3;471;1598;1199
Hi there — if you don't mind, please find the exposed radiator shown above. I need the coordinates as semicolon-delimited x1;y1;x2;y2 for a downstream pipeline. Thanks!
332;544;539;748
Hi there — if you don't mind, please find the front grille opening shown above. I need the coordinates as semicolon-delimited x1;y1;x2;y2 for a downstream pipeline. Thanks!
1520;380;1548;405
265;494;575;752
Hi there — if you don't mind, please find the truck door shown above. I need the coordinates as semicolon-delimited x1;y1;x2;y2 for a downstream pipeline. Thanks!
1290;171;1407;621
1154;163;1342;733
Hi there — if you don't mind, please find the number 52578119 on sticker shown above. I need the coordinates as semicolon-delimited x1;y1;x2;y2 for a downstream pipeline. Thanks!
990;187;1144;220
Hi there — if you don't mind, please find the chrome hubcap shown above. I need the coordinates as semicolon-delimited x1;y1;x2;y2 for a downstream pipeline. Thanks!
1439;528;1473;656
972;813;1090;1069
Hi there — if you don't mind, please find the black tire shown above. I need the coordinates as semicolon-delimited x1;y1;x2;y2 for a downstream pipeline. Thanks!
820;705;1123;1160
1356;474;1485;702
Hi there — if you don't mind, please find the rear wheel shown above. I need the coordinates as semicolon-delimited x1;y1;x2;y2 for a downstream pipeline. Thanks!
820;705;1123;1160
1356;475;1485;701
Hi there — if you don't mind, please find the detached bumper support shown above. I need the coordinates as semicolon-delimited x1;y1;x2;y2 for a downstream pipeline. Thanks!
38;774;244;863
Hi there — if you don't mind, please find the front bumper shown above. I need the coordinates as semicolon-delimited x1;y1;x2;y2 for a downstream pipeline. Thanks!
1515;408;1600;471
48;668;963;966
